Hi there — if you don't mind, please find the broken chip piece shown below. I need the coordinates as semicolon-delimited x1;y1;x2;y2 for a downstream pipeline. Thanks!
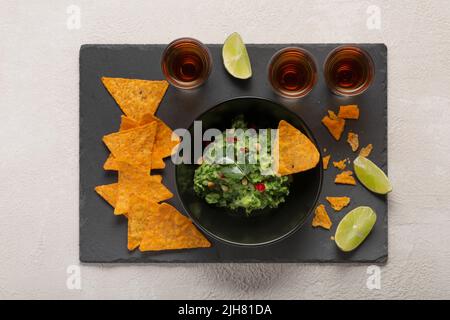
333;159;347;170
275;120;320;176
359;143;373;158
312;204;332;230
101;77;169;122
322;110;345;140
326;196;351;211
338;104;360;119
323;155;331;170
347;132;359;152
95;183;118;208
335;170;357;185
139;203;211;251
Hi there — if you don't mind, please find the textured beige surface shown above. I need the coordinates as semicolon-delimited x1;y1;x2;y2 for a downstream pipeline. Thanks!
1;0;450;299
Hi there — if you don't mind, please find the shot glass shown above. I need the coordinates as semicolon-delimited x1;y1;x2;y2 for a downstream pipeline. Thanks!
161;37;212;89
323;45;374;96
268;47;317;98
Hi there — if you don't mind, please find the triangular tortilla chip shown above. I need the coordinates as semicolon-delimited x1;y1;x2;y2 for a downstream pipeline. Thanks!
335;170;357;185
338;104;359;119
104;115;180;170
119;115;139;131
127;197;160;251
114;162;172;215
322;111;345;140
139;203;211;251
312;204;332;230
141;113;180;164
103;122;157;171
326;196;351;211
95;183;118;208
103;116;141;170
103;154;119;171
275;120;320;176
101;77;169;121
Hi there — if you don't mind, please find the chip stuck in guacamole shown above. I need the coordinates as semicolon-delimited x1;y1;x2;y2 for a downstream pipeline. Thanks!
194;116;319;215
194;116;290;214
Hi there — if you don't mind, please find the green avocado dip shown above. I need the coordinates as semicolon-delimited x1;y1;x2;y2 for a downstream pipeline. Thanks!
194;116;291;215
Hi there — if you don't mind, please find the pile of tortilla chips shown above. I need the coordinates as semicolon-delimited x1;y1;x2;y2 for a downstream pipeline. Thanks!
95;77;210;251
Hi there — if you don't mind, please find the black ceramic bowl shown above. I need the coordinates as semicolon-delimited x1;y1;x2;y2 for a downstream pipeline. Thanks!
175;97;323;246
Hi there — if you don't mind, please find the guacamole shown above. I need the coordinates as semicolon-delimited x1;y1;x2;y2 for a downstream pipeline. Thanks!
194;116;291;215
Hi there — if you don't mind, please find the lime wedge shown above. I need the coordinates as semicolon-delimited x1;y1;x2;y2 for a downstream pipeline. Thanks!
354;155;392;194
222;32;252;79
335;206;377;252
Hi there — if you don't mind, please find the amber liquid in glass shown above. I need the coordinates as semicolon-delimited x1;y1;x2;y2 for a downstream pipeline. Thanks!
324;46;374;96
268;48;317;98
161;38;211;89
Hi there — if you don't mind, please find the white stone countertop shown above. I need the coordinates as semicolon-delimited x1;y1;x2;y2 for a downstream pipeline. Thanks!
1;0;449;299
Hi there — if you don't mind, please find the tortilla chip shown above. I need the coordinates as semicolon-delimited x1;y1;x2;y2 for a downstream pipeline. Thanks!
104;151;165;171
347;132;359;152
326;196;351;211
139;203;211;251
141;114;181;169
312;204;332;230
333;159;347;170
103;154;118;171
322;111;345;140
101;77;169;122
114;162;172;215
338;105;360;119
359;143;373;158
104;115;180;170
275;120;320;176
323;155;331;170
95;183;118;208
103;122;157;171
102;116;140;170
127;197;160;251
119;115;139;131
335;170;357;185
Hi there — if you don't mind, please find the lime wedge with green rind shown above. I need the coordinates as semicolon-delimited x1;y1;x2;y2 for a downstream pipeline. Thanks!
222;32;252;79
335;206;377;252
354;155;392;194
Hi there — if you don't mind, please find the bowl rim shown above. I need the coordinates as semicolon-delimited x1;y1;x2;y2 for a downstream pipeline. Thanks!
174;96;323;247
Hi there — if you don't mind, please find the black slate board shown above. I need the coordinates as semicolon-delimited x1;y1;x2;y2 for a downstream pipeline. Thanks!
80;44;387;263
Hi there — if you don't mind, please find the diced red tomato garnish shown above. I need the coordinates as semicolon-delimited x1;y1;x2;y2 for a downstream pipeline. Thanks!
255;183;266;192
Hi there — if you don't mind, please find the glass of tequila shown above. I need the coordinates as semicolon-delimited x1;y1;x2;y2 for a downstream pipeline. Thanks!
161;37;212;89
323;45;374;96
268;47;317;98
